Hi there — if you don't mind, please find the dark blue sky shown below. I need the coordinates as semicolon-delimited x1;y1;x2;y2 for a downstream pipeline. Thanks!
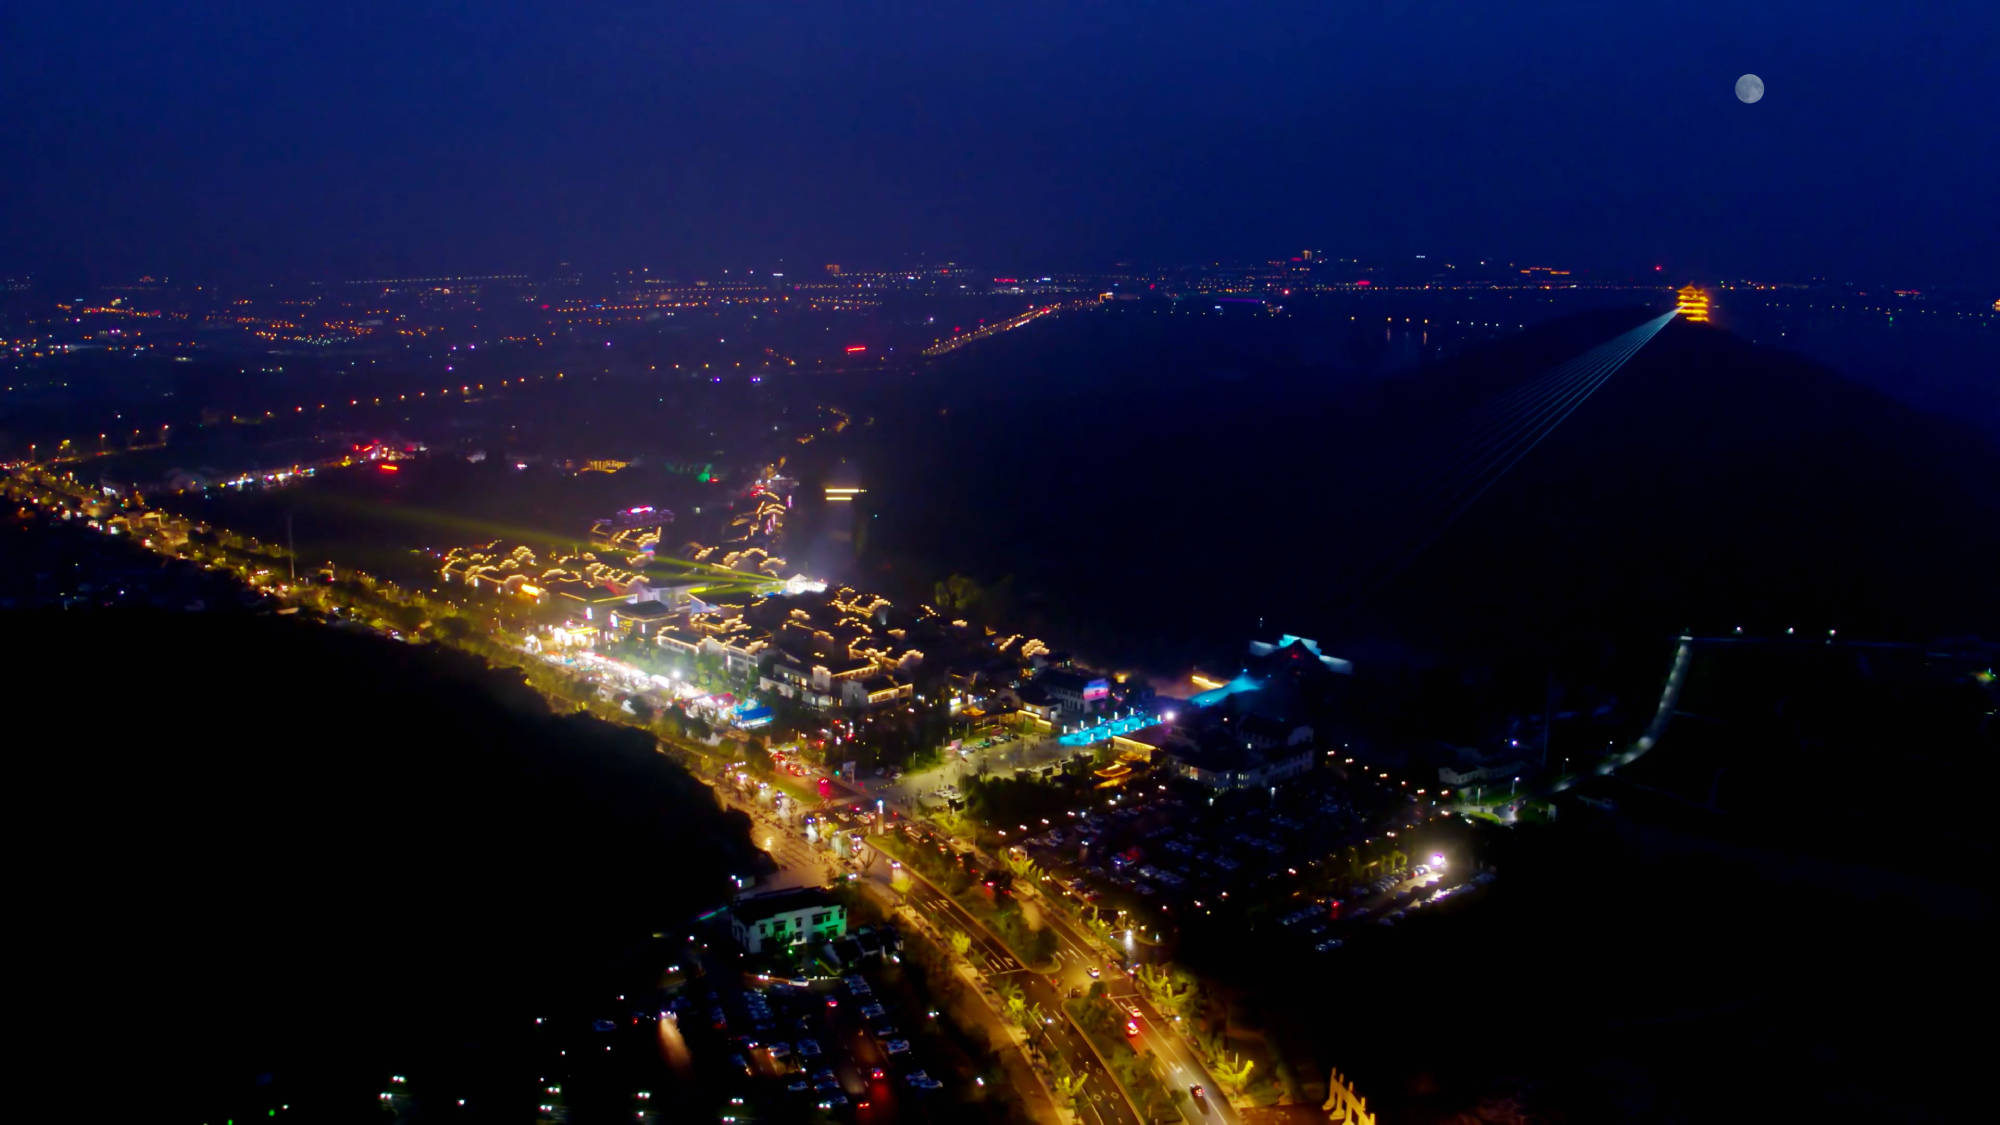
5;2;1994;283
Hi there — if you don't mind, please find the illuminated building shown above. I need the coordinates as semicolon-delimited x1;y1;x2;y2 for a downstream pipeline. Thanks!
1675;284;1712;323
1038;669;1111;718
841;674;913;709
823;473;865;561
730;887;846;954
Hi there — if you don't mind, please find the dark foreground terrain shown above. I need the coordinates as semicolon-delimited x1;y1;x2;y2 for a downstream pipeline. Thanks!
11;611;763;1123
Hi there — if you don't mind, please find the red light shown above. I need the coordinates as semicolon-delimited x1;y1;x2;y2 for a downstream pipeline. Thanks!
379;464;399;472
1355;279;1371;286
845;345;867;354
1654;265;1663;271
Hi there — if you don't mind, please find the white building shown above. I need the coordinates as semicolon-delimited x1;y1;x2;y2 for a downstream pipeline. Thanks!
729;887;847;954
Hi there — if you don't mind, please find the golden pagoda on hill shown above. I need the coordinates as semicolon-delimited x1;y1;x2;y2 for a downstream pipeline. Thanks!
1675;284;1712;323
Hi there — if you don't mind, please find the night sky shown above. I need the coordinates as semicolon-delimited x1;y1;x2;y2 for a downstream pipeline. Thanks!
6;2;1995;282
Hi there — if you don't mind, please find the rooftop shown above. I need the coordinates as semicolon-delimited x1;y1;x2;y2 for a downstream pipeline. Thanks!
731;885;840;922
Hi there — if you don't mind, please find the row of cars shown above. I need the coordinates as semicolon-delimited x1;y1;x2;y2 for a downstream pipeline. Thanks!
1360;868;1496;927
671;965;948;1117
840;973;947;1096
1028;778;1390;918
1275;902;1347;952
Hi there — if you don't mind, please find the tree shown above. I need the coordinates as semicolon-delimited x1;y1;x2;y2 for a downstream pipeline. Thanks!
1027;925;1057;965
934;573;983;614
948;930;972;958
1004;848;1038;879
1000;982;1027;1025
1053;1070;1087;1112
1022;1002;1047;1036
1212;1051;1256;1097
382;601;425;633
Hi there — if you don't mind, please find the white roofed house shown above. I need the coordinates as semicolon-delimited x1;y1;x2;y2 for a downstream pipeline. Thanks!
657;623;705;658
841;673;913;710
701;625;769;679
760;653;839;709
729;887;847;954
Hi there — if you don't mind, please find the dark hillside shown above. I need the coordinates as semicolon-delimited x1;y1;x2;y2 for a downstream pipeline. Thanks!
849;305;1997;711
10;611;762;1122
1364;318;2000;678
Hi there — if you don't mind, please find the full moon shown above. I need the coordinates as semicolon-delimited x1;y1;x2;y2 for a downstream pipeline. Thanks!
1735;74;1764;103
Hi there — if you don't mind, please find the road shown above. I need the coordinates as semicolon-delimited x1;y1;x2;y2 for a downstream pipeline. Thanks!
713;785;1085;1123
703;773;839;888
862;790;1237;1122
916;825;1235;1124
882;867;1141;1125
1033;894;1235;1125
874;733;1075;810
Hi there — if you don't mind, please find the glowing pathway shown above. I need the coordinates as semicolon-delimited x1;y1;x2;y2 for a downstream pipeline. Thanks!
1058;711;1161;747
1598;634;1691;774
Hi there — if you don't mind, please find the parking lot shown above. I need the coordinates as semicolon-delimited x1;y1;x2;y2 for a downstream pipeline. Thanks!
663;957;965;1122
1010;767;1488;954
